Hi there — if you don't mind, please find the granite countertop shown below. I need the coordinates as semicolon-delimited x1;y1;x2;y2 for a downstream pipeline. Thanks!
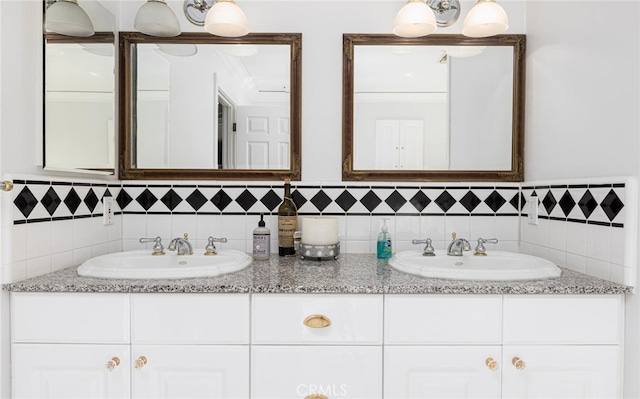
1;253;631;295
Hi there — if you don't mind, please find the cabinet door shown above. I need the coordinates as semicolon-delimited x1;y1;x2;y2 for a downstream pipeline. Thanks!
12;344;130;399
384;346;501;399
252;346;382;398
502;346;620;399
131;345;249;399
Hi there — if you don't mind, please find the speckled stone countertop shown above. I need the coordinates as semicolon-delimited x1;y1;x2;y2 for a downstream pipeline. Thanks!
1;254;631;295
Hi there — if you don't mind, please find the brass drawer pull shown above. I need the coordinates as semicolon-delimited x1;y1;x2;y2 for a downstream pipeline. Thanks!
106;357;120;372
485;357;498;371
512;356;526;370
303;314;332;328
134;356;148;369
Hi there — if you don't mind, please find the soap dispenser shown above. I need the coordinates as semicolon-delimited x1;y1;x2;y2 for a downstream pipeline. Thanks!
376;218;393;259
253;213;271;260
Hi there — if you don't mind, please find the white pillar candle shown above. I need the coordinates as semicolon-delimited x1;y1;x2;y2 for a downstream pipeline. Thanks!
301;217;339;245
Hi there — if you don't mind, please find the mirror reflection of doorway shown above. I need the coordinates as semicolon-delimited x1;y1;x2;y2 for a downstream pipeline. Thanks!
217;90;235;169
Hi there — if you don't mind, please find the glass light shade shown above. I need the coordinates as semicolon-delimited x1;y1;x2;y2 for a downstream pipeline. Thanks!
134;0;181;37
393;0;437;38
204;0;249;37
45;0;95;37
462;0;509;38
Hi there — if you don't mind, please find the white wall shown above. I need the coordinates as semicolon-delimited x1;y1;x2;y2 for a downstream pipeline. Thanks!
524;2;640;397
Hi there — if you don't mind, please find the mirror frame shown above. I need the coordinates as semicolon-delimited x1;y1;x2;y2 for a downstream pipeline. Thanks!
342;34;526;182
118;32;302;180
44;32;116;174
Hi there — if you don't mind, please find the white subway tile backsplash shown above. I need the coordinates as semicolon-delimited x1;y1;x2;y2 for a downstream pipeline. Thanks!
445;216;470;242
586;258;611;281
420;215;445;242
26;255;51;279
547;248;567;268
345;215;372;241
586;224;612;262
565;253;587;273
547;220;567;251
469;216;495;241
565;222;587;255
26;222;52;259
122;214;147;239
73;247;92;266
171;214;198;240
11;261;26;282
146;214;172;241
72;218;92;250
51;251;73;272
610;227;626;266
51;219;74;253
395;216;420;241
12;223;26;263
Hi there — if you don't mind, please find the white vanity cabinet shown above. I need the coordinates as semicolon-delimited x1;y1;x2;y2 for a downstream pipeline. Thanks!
250;294;384;399
11;292;250;399
384;294;623;399
10;291;624;399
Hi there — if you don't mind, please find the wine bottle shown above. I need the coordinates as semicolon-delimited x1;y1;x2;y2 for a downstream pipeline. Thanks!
278;178;298;256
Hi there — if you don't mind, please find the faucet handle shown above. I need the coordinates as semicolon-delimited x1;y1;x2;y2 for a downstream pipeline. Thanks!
204;237;228;255
183;233;189;240
139;236;165;255
474;238;499;256
412;238;436;256
451;232;457;240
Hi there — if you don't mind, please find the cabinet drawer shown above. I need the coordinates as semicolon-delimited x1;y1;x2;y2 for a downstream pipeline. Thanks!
252;346;382;398
385;295;502;344
252;294;383;344
503;295;623;344
131;293;249;344
11;292;130;343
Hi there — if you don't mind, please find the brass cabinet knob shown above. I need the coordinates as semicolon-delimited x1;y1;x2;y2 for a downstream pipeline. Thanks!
305;394;328;399
512;356;526;370
303;314;332;328
134;356;148;369
485;357;498;371
106;357;120;372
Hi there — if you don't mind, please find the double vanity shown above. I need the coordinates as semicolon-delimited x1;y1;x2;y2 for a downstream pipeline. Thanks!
3;247;629;399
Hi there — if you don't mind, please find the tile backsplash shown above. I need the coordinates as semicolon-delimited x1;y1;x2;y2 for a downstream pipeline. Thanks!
4;174;637;287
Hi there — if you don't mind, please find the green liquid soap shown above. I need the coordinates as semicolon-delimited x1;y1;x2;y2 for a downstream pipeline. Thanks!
376;217;393;259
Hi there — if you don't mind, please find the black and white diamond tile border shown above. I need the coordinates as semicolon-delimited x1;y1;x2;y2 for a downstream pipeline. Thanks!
12;179;122;224
521;182;627;227
10;178;629;229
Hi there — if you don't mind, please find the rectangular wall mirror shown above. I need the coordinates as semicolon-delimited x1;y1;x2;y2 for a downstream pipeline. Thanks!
43;0;115;174
119;32;302;180
342;34;525;182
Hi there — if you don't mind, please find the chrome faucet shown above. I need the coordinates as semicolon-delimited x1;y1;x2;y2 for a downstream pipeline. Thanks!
447;233;471;256
474;237;499;256
204;236;228;255
412;238;436;256
168;233;193;256
139;236;165;255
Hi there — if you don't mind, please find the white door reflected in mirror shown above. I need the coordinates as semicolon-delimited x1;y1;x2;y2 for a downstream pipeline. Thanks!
133;43;291;170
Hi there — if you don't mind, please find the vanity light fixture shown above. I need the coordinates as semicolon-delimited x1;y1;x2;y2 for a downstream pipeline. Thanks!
393;0;508;38
134;0;181;37
183;0;249;37
45;0;95;37
204;0;249;37
393;0;438;38
462;0;509;38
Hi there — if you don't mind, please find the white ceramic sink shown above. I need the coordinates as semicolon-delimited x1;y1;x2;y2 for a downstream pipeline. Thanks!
77;249;252;279
389;250;562;281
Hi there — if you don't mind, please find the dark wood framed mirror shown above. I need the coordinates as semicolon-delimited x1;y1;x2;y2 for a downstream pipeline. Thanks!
342;34;525;182
119;32;302;180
